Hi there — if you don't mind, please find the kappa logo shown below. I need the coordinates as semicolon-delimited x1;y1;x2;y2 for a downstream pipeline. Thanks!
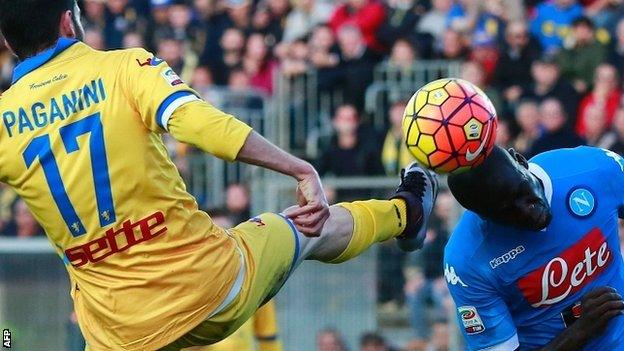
567;188;595;217
458;306;485;334
445;264;468;287
490;245;525;269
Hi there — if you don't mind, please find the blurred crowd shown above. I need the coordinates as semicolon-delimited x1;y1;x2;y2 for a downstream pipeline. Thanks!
5;0;624;349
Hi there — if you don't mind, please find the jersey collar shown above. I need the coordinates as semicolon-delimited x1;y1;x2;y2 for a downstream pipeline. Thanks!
12;38;79;84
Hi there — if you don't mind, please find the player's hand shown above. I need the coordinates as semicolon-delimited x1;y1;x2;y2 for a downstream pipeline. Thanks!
284;167;329;237
574;286;624;340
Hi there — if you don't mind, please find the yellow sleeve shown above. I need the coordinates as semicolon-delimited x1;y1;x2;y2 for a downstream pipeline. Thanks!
253;301;283;351
121;48;201;132
167;100;253;162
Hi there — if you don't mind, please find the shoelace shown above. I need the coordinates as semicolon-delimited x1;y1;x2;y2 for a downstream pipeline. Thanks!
399;168;426;199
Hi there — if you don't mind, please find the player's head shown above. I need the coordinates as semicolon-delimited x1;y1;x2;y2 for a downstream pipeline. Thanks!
448;146;552;231
0;0;84;60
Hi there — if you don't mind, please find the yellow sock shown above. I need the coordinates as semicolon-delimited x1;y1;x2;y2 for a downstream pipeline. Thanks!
329;199;407;263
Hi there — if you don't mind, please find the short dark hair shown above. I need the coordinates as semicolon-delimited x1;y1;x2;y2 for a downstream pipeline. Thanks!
0;0;75;59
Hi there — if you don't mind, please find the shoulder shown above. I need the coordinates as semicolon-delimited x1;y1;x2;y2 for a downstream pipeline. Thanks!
445;211;485;266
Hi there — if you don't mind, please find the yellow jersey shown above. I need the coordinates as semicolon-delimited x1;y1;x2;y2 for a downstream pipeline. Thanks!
202;301;283;351
0;39;252;350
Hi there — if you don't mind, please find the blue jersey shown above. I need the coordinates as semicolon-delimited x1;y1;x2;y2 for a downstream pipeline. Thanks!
444;147;624;350
529;2;583;52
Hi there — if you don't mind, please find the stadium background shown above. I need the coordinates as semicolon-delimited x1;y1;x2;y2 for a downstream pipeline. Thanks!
2;0;624;349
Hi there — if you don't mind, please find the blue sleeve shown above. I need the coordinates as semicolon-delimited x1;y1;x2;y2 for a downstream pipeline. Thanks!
445;215;519;351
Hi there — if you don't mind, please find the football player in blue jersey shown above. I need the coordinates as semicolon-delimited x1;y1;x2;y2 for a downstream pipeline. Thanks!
444;145;624;351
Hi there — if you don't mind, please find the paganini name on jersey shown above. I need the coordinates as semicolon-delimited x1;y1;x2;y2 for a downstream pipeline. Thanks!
2;78;107;137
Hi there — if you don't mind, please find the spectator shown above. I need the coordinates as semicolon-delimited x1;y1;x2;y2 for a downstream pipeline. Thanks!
382;100;414;175
13;199;44;239
360;332;391;351
388;39;418;71
317;328;348;351
447;0;505;49
435;29;469;60
583;105;609;145
122;31;145;48
104;0;144;49
208;27;246;85
417;0;453;44
251;2;284;46
243;33;278;94
156;35;198;83
282;0;335;42
576;64;621;136
147;0;172;51
317;105;383;177
277;38;310;77
405;190;453;342
608;18;624;78
334;25;378;110
190;66;214;92
556;16;607;94
199;1;251;71
329;0;387;54
84;27;106;50
528;98;585;157
376;0;420;49
460;61;503;115
520;56;579;123
309;25;340;70
530;0;583;52
496;119;513;148
225;183;251;224
168;1;204;53
82;0;106;29
513;100;542;155
493;21;542;107
597;107;624;155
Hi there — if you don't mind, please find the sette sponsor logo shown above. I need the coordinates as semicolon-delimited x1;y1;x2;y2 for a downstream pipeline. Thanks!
458;306;485;334
490;245;525;269
518;228;612;307
65;211;167;267
445;264;468;287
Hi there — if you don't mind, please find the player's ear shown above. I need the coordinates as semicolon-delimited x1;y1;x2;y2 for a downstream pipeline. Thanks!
508;148;529;169
59;10;76;39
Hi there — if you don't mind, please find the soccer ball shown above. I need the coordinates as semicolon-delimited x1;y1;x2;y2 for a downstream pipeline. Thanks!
402;78;498;174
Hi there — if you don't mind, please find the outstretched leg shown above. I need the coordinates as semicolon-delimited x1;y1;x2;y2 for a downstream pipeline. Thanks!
294;164;438;264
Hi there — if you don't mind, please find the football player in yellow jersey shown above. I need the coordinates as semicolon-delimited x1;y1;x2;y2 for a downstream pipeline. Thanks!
0;1;437;350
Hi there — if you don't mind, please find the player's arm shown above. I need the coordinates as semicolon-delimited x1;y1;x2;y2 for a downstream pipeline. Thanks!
538;287;624;351
122;49;329;235
444;242;520;350
167;102;329;236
